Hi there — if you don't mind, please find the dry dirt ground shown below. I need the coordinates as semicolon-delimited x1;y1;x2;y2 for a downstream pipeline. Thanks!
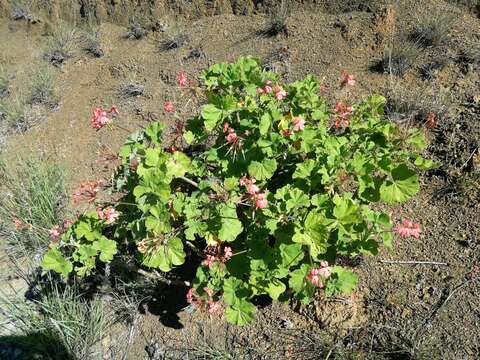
0;0;479;359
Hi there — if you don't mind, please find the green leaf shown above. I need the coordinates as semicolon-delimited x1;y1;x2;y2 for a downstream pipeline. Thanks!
42;247;73;278
381;231;393;249
289;264;309;294
218;204;243;242
223;278;243;306
74;219;101;241
288;264;315;304
248;159;277;180
183;131;195;144
74;244;98;262
414;156;438;170
367;95;386;115
225;299;256;325
286;188;310;212
266;278;286;300
406;128;427;150
380;164;419;204
144;122;164;145
133;185;149;199
224;177;239;191
142;237;185;271
292;211;329;257
145;215;171;234
333;195;360;224
202;104;223;131
259;113;271;136
325;267;358;296
167;237;186;266
145;148;160;167
223;278;250;306
166;152;191;178
92;237;117;262
279;242;304;268
293;159;316;179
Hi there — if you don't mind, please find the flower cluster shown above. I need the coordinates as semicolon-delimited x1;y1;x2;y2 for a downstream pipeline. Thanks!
90;106;118;130
292;117;306;132
239;176;268;209
394;219;421;238
48;219;73;244
274;86;288;100
49;225;62;243
72;180;102;204
333;102;354;128
340;70;356;87
96;207;120;224
177;71;188;88
163;101;175;113
282;116;306;137
223;122;239;144
13;218;30;231
186;287;221;314
306;261;332;288
256;80;288;100
256;80;273;94
203;245;233;268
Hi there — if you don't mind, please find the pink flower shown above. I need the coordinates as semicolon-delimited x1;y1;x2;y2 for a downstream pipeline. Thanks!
103;207;119;224
292;117;305;132
307;262;332;287
63;219;73;229
49;225;62;243
163;101;174;113
265;80;272;85
225;129;238;144
247;183;260;195
334;102;354;118
307;269;323;287
318;261;332;278
177;71;187;87
239;176;249;187
282;129;292;137
274;86;288;100
207;300;220;313
394;220;422;238
90;108;112;129
256;87;264;94
186;288;195;303
73;180;101;204
203;287;214;298
13;218;25;230
223;122;230;133
203;254;217;268
264;85;273;94
334;119;350;128
167;145;177;153
223;246;233;261
255;193;268;209
341;70;356;87
96;206;105;220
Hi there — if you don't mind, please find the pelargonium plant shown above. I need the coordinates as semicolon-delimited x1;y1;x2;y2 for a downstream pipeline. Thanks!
42;57;433;325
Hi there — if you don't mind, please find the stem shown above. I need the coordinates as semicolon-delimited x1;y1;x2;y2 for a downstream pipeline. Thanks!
179;176;199;188
137;269;191;287
113;123;133;133
231;249;248;257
